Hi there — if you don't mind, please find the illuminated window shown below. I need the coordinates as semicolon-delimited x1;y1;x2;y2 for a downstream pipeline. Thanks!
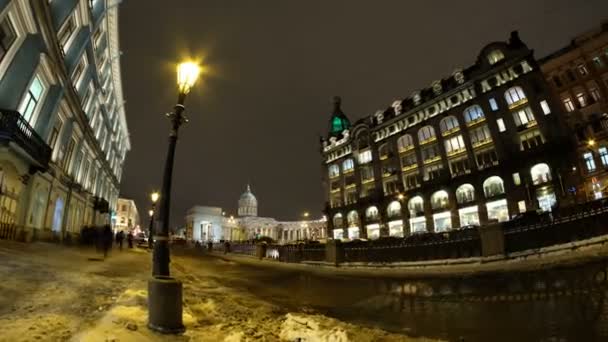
358;149;372;164
328;164;339;178
417;125;436;143
576;91;587;107
496;118;506;132
469;125;492;146
584;152;596;172
483;176;505;197
519;130;544;151
588;82;601;102
366;206;379;220
531;163;551;185
487;49;505;65
378;143;391;159
562;97;575;112
504;86;526;106
424;163;443;181
518;201;526;213
342;158;354;172
18;74;46;124
360;165;374;182
421;144;441;162
400;152;417;169
444;135;466;155
408;196;424;216
540;100;551;115
489;98;499;111
512;172;521;186
512;106;536;126
600;147;608;166
431;190;449;210
439;116;460;134
456;184;475;204
387;201;401;218
0;14;17;64
397;134;414;152
333;213;344;228
449;157;470;177
463;105;485;123
403;173;420;190
346;210;359;227
577;64;589;76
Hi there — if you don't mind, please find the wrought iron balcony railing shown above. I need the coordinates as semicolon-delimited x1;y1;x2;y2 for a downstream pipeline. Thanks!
0;109;52;170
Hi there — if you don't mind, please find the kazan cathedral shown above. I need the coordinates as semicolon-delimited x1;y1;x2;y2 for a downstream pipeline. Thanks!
185;185;327;243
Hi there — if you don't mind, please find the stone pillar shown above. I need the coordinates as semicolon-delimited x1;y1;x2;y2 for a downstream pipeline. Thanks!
478;222;505;257
325;239;344;266
255;242;267;259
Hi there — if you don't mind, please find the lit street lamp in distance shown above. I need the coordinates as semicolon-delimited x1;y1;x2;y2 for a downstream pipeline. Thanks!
148;60;201;334
148;191;159;249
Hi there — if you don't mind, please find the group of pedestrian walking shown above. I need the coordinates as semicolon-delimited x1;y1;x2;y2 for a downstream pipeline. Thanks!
93;226;135;258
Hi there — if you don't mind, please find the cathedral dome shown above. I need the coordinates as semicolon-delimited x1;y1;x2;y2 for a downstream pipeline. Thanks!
238;184;258;217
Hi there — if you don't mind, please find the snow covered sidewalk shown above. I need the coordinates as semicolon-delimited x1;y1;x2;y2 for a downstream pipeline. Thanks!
0;241;441;341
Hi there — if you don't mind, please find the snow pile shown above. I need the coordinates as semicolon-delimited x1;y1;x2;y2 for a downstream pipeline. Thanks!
280;313;349;341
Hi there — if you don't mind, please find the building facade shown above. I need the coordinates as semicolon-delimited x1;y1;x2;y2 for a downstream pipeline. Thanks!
114;198;138;232
185;185;326;243
0;0;130;240
540;21;608;201
321;32;577;240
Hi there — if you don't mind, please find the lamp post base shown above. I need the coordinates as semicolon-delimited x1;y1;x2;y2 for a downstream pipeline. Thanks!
148;276;185;334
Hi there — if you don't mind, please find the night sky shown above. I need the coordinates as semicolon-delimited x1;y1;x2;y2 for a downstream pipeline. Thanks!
118;0;608;227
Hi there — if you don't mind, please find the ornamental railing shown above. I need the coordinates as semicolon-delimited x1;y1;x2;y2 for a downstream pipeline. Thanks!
0;109;52;169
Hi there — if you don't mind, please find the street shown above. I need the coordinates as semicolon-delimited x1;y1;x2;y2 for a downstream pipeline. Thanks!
0;241;435;342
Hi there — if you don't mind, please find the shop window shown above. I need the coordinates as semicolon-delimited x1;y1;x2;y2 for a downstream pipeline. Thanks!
530;163;552;185
486;199;509;222
459;206;479;226
388;220;404;237
456;184;475;204
483;176;505;197
431;190;449;210
433;212;452;232
409;216;426;233
333;229;344;240
366;206;379;220
346;210;359;227
387;201;401;218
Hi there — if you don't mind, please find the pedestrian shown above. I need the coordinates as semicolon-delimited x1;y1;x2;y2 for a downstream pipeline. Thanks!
102;225;112;258
116;230;124;251
127;231;134;248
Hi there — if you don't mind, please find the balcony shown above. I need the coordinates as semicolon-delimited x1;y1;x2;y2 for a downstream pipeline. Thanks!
0;110;52;171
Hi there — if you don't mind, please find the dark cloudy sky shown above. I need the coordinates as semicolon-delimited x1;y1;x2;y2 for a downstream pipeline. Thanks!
118;0;608;226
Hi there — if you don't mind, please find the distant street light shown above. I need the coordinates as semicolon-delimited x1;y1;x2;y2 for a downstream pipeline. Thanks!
148;191;159;249
303;211;309;218
148;60;201;334
588;139;596;147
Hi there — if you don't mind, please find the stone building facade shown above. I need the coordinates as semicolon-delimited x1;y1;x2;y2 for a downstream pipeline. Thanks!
114;198;138;233
0;0;130;240
320;32;578;240
540;20;608;201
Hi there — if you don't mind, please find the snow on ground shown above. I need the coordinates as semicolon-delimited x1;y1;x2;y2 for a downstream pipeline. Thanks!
0;241;440;342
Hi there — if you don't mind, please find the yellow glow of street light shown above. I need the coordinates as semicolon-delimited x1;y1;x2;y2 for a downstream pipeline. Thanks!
588;139;596;147
303;212;309;218
151;191;160;204
148;209;154;217
177;61;201;95
397;194;405;200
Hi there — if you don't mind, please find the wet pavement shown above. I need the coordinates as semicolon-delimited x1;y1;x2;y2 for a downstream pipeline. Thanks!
175;253;608;342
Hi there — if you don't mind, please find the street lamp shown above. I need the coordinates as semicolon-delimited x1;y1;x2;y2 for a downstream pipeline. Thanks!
148;191;160;249
148;60;201;334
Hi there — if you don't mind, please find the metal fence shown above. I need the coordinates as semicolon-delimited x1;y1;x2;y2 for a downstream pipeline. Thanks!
0;223;21;241
343;228;481;263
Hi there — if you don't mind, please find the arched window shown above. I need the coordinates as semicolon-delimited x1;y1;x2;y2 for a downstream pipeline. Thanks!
456;184;475;204
328;164;339;178
483;176;505;197
366;206;379;220
378;144;389;159
505;86;526;106
463;105;485;124
397;134;414;152
408;196;424;215
347;210;360;227
418;126;436;143
531;163;551;185
333;213;343;228
342;158;354;172
431;190;449;210
487;49;505;65
387;201;401;218
439;116;460;134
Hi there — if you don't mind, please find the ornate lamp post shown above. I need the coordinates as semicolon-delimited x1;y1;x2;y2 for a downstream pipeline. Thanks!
148;60;201;334
148;191;159;249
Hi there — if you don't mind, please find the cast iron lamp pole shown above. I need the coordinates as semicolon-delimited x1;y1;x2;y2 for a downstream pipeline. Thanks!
148;60;201;334
148;191;159;249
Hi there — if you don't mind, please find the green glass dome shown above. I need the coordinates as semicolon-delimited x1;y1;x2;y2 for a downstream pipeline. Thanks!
328;96;351;137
